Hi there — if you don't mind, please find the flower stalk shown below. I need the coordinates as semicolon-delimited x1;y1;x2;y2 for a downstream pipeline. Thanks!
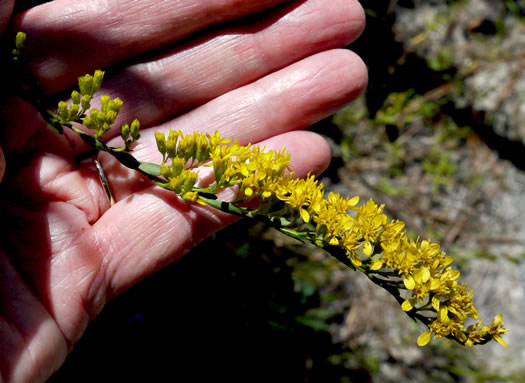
14;36;508;349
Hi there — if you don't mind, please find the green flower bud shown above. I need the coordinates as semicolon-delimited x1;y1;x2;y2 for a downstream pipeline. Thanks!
83;116;94;130
100;95;110;113
109;98;123;114
183;170;198;192
120;123;130;142
155;132;166;156
171;157;185;177
177;134;193;161
93;70;105;92
130;119;140;140
81;95;92;110
166;130;179;159
71;90;81;105
68;104;80;120
58;101;69;121
169;175;182;193
105;110;117;125
88;108;100;129
195;134;210;163
78;74;94;96
15;32;26;50
160;165;172;178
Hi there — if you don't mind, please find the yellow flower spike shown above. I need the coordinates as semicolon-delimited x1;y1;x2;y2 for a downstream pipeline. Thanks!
417;331;432;346
404;275;416;290
244;187;254;197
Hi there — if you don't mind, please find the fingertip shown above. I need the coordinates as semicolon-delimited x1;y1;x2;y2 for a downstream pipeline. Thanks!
337;49;368;103
348;0;366;42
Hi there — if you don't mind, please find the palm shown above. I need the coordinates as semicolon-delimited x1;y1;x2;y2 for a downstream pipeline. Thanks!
0;0;366;381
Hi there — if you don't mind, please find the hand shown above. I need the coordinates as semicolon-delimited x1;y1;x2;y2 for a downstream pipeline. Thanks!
0;0;366;381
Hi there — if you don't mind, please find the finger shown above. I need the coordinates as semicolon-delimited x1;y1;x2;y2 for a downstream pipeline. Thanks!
136;49;366;152
99;49;367;199
0;0;14;33
93;0;365;130
14;0;290;93
93;130;330;298
0;0;15;183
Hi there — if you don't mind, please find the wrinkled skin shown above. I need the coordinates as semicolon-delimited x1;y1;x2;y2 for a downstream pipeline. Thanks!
0;0;367;381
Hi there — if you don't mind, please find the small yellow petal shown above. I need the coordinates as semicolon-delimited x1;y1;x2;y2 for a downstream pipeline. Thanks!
430;278;441;290
370;260;383;271
300;208;310;223
417;331;432;346
363;241;373;256
493;335;508;348
348;196;360;206
404;275;416;290
421;267;430;283
432;296;440;311
349;251;362;267
401;299;414;311
439;306;448;322
244;187;253;197
329;237;339;246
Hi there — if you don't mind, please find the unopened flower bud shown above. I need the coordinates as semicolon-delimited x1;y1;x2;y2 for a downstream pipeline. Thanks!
120;123;130;142
78;74;94;96
130;119;140;140
93;70;105;92
81;95;92;110
58;101;69;121
15;32;26;49
71;90;81;105
68;104;80;120
155;132;166;156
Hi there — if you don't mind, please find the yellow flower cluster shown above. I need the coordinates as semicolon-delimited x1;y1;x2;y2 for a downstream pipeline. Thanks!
155;129;291;201
153;130;508;348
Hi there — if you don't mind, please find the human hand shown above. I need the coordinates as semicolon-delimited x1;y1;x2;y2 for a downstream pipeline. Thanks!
0;0;366;381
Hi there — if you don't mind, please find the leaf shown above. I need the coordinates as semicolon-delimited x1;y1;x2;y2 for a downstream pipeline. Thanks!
138;162;162;176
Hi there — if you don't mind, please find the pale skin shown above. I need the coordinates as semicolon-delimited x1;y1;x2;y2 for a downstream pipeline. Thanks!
0;0;367;381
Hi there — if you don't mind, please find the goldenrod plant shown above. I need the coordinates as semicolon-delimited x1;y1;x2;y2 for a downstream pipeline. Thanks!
12;31;508;348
